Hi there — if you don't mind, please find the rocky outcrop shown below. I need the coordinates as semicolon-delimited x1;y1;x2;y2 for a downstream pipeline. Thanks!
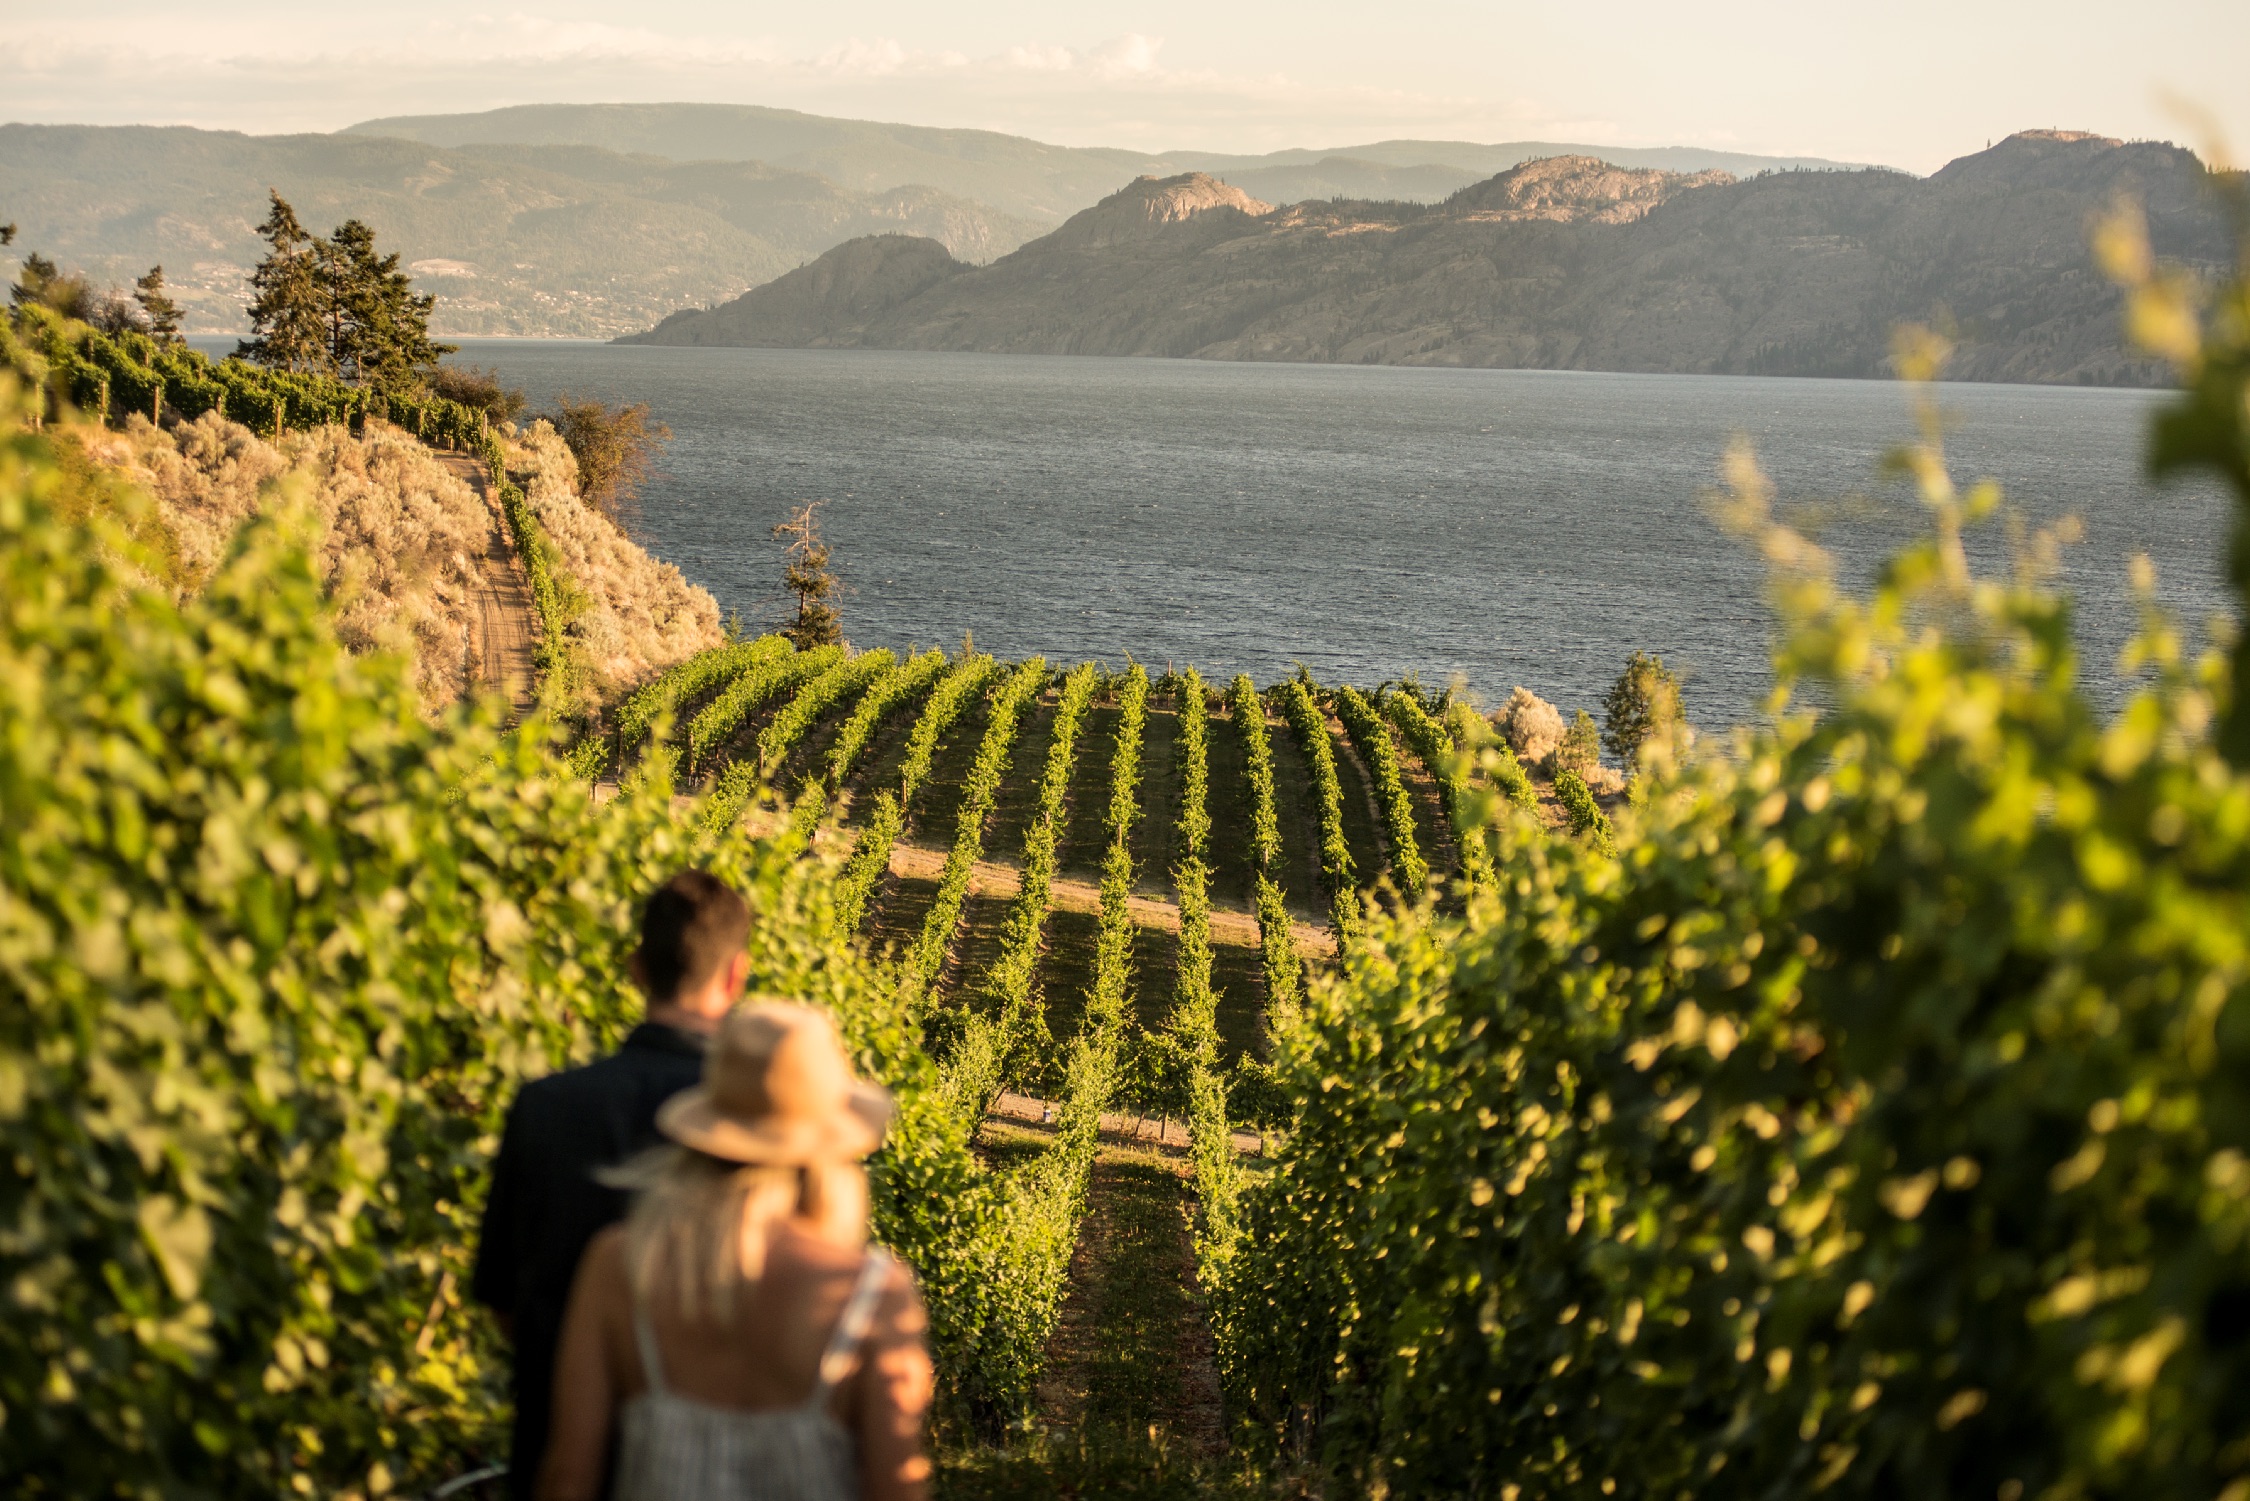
1445;155;1732;223
622;134;2237;386
1040;173;1274;249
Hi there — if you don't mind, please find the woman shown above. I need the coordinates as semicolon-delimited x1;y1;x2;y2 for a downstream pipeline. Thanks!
538;1002;933;1501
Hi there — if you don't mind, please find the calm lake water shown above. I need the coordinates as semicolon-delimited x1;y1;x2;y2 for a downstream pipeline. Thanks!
446;341;2230;725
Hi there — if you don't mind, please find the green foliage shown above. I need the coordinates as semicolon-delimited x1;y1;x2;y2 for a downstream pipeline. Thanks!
1551;764;1616;855
1602;648;1684;767
0;413;993;1494
1554;706;1602;775
757;647;892;776
1228;674;1302;1027
1334;684;1428;895
697;649;891;840
495;473;583;710
976;663;1100;1097
238;195;452;387
828;648;949;788
1214;331;2250;1498
833;655;997;935
1273;677;1357;947
1145;669;1218;1126
1387;690;1492;887
683;644;840;771
911;659;1048;991
613;635;794;754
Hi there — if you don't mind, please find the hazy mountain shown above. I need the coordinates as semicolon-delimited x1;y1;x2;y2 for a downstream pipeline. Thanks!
345;103;1876;222
0;124;1041;336
622;132;2232;387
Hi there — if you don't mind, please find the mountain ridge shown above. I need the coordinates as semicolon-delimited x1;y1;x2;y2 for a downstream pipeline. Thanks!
342;101;1880;222
620;133;2233;387
0;123;1043;336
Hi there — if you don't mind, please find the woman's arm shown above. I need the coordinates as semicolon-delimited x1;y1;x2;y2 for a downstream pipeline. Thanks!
536;1228;627;1501
854;1262;936;1501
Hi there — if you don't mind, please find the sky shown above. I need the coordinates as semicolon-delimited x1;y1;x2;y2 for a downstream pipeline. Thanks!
5;0;2246;173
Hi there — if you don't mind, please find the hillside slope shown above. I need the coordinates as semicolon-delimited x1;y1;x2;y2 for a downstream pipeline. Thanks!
0;125;1041;336
345;102;1874;221
623;133;2232;385
65;409;721;710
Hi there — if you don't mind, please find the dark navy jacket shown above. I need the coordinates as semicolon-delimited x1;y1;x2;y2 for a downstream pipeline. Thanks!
471;1022;708;1499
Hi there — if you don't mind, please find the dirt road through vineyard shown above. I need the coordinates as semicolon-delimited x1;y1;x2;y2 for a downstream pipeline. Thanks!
438;453;540;721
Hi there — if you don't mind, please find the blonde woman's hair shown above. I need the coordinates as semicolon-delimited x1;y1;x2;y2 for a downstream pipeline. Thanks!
603;1147;870;1321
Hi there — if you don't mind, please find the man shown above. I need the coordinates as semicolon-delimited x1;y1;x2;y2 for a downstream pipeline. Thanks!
472;869;751;1499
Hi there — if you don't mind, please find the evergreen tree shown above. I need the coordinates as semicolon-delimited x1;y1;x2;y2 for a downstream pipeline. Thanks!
238;192;327;373
773;503;842;648
324;220;448;388
133;266;182;345
1602;648;1684;766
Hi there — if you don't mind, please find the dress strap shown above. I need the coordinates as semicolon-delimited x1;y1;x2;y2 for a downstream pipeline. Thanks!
808;1250;893;1407
632;1302;668;1397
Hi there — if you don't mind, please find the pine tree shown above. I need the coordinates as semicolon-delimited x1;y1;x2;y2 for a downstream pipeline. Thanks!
1602;649;1683;767
238;192;327;373
772;503;842;648
134;266;182;345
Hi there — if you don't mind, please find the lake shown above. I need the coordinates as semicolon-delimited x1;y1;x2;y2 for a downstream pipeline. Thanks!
446;342;2231;725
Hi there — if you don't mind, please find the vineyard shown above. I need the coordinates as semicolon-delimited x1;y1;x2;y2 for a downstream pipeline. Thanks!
6;209;2250;1500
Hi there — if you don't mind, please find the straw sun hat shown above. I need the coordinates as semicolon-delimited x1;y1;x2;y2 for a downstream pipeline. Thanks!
656;1000;893;1165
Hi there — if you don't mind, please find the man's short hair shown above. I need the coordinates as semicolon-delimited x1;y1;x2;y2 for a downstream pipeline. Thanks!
637;870;751;1003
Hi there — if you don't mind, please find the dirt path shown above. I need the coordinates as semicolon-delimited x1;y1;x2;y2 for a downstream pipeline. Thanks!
886;841;1336;960
438;453;539;722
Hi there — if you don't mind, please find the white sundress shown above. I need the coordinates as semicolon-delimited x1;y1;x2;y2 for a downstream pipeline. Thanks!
612;1250;893;1501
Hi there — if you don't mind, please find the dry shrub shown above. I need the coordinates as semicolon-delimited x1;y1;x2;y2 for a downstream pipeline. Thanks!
1497;685;1565;764
83;413;492;710
512;419;723;696
549;394;666;525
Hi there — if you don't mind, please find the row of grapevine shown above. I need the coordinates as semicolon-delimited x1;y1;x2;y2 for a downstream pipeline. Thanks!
757;649;894;775
1551;764;1617;853
826;649;950;787
1229;673;1303;1019
614;636;795;752
909;659;1050;991
945;662;1101;1113
493;470;580;705
6;304;492;450
684;645;840;770
0;424;1017;1493
833;656;997;934
1384;690;1493;887
1162;671;1249;1287
1274;676;1359;947
698;649;895;836
1144;670;1221;1124
949;666;1152;1416
1334;683;1430;894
